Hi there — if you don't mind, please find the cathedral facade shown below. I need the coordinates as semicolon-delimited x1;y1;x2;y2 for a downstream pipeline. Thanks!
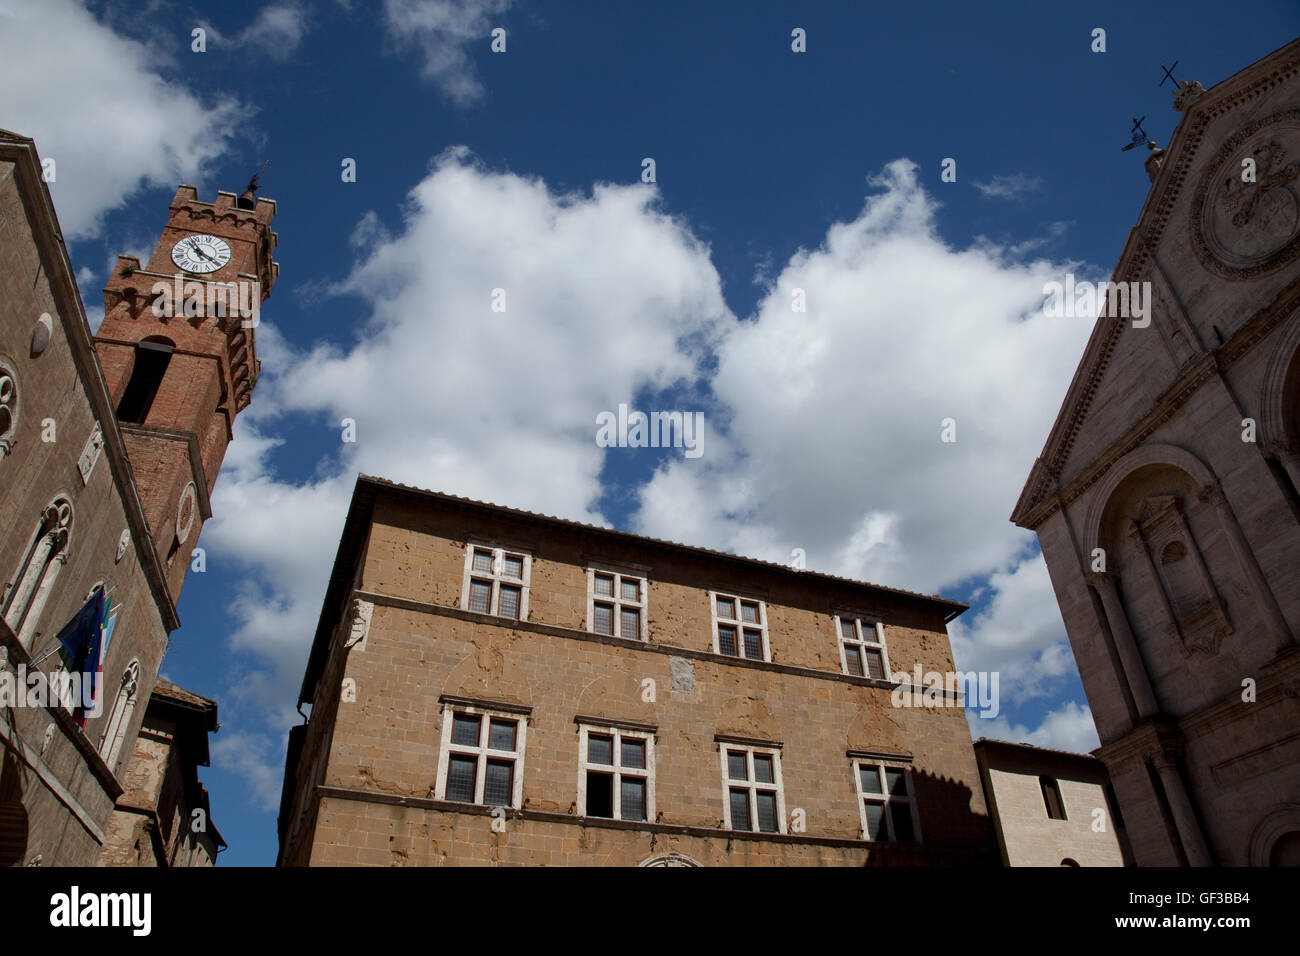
0;130;272;865
1012;40;1300;866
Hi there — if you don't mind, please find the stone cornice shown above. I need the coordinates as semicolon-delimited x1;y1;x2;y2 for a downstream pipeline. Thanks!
354;587;960;698
1097;652;1300;773
1013;275;1300;530
312;784;991;859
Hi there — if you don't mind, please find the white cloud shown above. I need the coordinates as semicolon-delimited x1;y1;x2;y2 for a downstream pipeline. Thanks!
949;550;1076;702
971;700;1101;755
202;2;310;60
382;0;511;105
632;159;1093;600
972;172;1043;200
211;731;287;812
0;0;243;238
1006;220;1072;258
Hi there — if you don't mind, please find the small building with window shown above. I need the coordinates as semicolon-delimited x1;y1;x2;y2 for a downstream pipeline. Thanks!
100;678;226;866
277;474;999;866
973;738;1132;867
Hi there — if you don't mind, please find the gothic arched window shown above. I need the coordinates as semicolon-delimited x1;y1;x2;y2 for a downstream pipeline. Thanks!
0;363;17;463
2;496;73;648
99;659;141;772
116;337;174;425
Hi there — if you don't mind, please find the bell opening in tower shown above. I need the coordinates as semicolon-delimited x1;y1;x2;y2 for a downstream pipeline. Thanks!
116;338;174;425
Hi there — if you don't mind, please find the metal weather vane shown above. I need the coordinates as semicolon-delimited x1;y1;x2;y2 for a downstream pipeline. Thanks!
245;160;270;195
1120;116;1149;152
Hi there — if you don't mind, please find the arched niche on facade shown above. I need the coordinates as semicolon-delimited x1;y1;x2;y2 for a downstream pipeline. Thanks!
1249;804;1300;866
1087;446;1234;661
1258;311;1300;509
1258;308;1300;451
638;851;702;867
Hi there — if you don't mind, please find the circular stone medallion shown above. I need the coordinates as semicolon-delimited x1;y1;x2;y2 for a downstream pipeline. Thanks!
1193;111;1300;278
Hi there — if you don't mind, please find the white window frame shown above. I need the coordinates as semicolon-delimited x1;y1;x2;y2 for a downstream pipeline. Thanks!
709;591;769;662
835;613;890;680
460;542;531;621
719;743;785;834
853;760;921;843
586;566;648;641
434;703;527;809
576;722;655;821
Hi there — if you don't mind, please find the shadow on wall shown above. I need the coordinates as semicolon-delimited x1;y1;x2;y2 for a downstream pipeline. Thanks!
863;767;997;866
0;732;29;866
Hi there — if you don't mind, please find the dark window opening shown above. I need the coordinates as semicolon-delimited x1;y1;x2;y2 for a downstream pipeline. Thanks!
756;792;779;833
890;802;915;842
116;340;173;424
620;777;646;821
729;789;751;830
1040;775;1067;820
446;755;476;803
483;759;512;806
586;771;613;818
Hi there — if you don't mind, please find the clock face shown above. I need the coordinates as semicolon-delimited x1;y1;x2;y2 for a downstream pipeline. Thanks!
171;234;232;274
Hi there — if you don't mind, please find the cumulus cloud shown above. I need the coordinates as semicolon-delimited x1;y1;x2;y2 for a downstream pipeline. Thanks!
0;0;243;238
971;700;1101;755
632;159;1093;600
949;550;1077;703
211;731;287;812
382;0;511;105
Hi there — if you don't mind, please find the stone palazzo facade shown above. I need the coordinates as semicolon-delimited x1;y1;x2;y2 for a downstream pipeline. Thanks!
278;476;998;866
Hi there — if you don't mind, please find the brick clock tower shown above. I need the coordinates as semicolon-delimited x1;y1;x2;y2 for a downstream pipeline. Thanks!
94;182;278;602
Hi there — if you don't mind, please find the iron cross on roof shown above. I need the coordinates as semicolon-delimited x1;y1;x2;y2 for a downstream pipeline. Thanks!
1159;61;1180;88
1121;116;1148;152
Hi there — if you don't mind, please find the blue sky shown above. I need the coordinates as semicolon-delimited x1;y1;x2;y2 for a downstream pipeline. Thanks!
1;0;1295;865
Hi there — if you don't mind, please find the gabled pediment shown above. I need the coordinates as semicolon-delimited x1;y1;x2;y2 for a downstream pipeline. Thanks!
1013;38;1300;528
